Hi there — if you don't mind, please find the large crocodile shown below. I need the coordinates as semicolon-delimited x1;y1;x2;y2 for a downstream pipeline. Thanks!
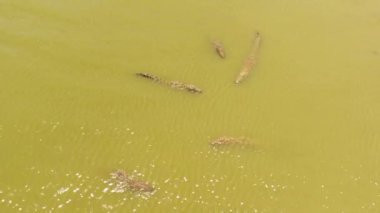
235;32;261;84
136;72;202;94
110;170;154;193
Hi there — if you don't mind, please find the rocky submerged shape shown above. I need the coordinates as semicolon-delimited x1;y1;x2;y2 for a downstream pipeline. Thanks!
110;170;155;193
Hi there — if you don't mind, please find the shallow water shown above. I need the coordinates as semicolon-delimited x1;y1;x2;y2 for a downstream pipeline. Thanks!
1;0;380;212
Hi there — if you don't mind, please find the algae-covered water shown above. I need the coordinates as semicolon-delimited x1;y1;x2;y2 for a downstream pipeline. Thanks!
1;0;380;212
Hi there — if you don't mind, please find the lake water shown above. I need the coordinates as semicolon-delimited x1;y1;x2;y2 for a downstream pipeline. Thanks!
1;0;380;212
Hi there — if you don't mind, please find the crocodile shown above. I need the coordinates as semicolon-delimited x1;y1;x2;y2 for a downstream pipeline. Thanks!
168;81;202;93
235;32;261;84
136;72;202;94
110;170;155;193
211;40;226;58
136;72;161;82
210;136;253;147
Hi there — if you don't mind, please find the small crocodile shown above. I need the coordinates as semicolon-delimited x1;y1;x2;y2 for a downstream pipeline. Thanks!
211;40;226;58
235;32;261;84
110;170;155;193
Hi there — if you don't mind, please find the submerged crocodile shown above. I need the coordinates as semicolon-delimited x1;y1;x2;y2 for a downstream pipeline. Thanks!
235;32;262;84
110;170;154;193
211;40;226;58
136;72;202;94
210;136;253;147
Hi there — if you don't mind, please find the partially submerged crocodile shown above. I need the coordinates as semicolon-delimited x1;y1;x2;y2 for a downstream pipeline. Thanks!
110;170;154;193
210;136;253;147
211;40;225;59
235;32;262;84
136;72;161;82
167;80;202;93
136;72;202;94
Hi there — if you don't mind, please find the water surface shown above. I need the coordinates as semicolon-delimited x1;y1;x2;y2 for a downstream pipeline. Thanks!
1;0;380;212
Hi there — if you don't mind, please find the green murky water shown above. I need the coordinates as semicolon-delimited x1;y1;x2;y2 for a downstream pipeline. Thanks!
1;0;380;212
